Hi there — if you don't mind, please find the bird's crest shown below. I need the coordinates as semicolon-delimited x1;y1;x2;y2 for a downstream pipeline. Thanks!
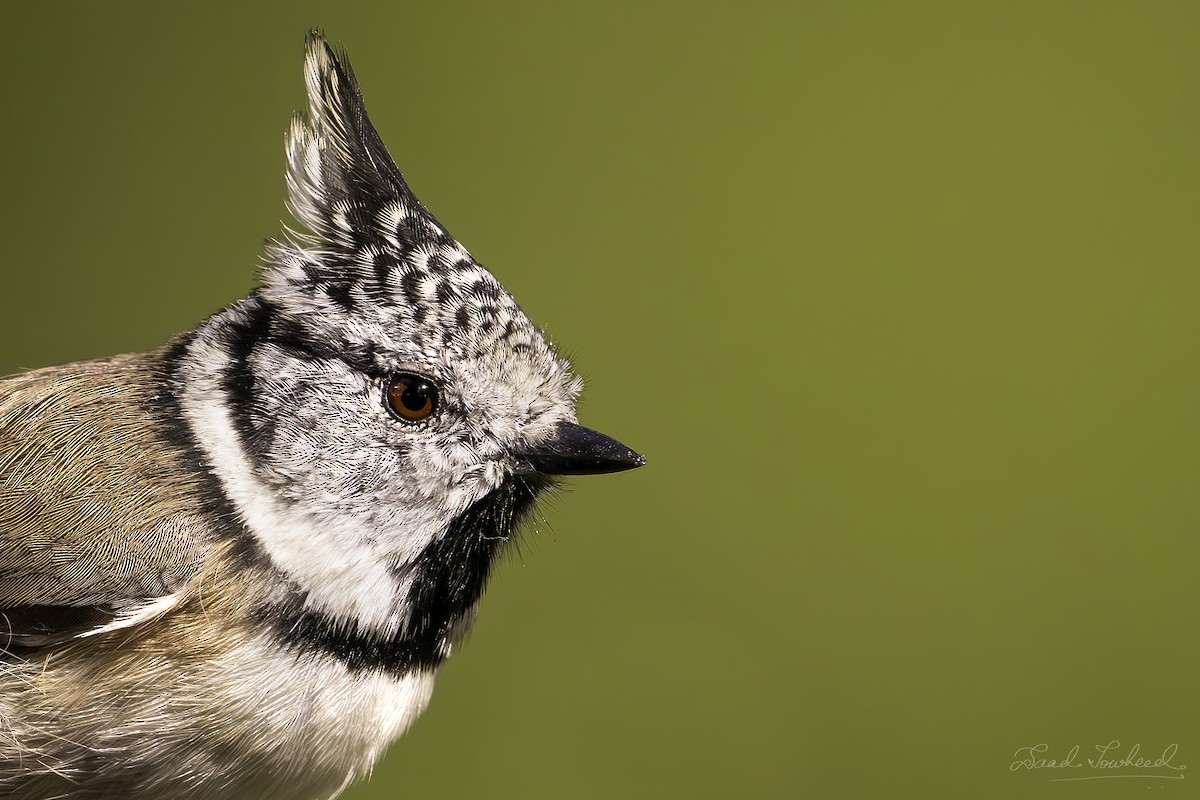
260;32;570;390
284;32;440;249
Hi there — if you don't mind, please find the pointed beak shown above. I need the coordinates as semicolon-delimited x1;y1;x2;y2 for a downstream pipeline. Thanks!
518;421;647;476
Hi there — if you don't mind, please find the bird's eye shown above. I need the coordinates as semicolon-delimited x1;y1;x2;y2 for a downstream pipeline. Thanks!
385;373;439;423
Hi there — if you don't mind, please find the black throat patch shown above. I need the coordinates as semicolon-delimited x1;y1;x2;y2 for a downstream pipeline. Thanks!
256;474;550;677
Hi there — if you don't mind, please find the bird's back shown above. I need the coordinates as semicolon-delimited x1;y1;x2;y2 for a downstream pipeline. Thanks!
0;351;437;800
0;351;212;626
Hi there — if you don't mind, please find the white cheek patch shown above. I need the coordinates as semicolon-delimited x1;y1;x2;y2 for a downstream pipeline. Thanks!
175;326;515;637
177;336;407;634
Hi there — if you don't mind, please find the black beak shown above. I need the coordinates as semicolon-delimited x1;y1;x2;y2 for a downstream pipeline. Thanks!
519;421;647;476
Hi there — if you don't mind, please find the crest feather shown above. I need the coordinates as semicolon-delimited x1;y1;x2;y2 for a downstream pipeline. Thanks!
257;32;574;400
285;31;440;248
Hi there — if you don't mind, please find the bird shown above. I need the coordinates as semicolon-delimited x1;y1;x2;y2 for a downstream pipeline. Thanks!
0;32;644;800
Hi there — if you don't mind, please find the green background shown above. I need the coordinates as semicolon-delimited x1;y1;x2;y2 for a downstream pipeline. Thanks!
2;3;1197;798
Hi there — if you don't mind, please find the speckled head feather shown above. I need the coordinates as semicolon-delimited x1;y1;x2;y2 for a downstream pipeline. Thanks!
169;34;587;643
264;35;579;410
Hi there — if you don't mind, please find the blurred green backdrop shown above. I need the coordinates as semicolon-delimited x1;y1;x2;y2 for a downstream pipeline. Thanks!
2;3;1197;799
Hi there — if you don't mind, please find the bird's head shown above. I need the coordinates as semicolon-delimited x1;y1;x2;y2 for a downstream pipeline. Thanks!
174;34;642;656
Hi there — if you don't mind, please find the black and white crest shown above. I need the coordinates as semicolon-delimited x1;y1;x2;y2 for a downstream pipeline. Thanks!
263;34;567;376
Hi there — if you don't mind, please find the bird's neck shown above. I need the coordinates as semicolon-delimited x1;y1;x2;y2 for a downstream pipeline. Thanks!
163;306;546;675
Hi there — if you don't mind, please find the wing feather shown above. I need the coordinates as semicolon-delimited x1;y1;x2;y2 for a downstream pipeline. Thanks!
0;351;216;648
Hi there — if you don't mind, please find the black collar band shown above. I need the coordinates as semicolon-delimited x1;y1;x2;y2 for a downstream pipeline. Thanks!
255;474;549;676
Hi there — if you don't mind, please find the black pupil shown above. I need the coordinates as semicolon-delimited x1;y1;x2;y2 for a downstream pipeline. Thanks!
400;380;429;411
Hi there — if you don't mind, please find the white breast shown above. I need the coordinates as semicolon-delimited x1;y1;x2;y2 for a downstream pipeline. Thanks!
204;634;439;799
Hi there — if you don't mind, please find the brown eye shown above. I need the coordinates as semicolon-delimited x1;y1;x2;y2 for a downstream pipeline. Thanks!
385;373;439;423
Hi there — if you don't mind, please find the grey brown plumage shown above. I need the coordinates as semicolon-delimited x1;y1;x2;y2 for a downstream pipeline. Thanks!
0;352;210;645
